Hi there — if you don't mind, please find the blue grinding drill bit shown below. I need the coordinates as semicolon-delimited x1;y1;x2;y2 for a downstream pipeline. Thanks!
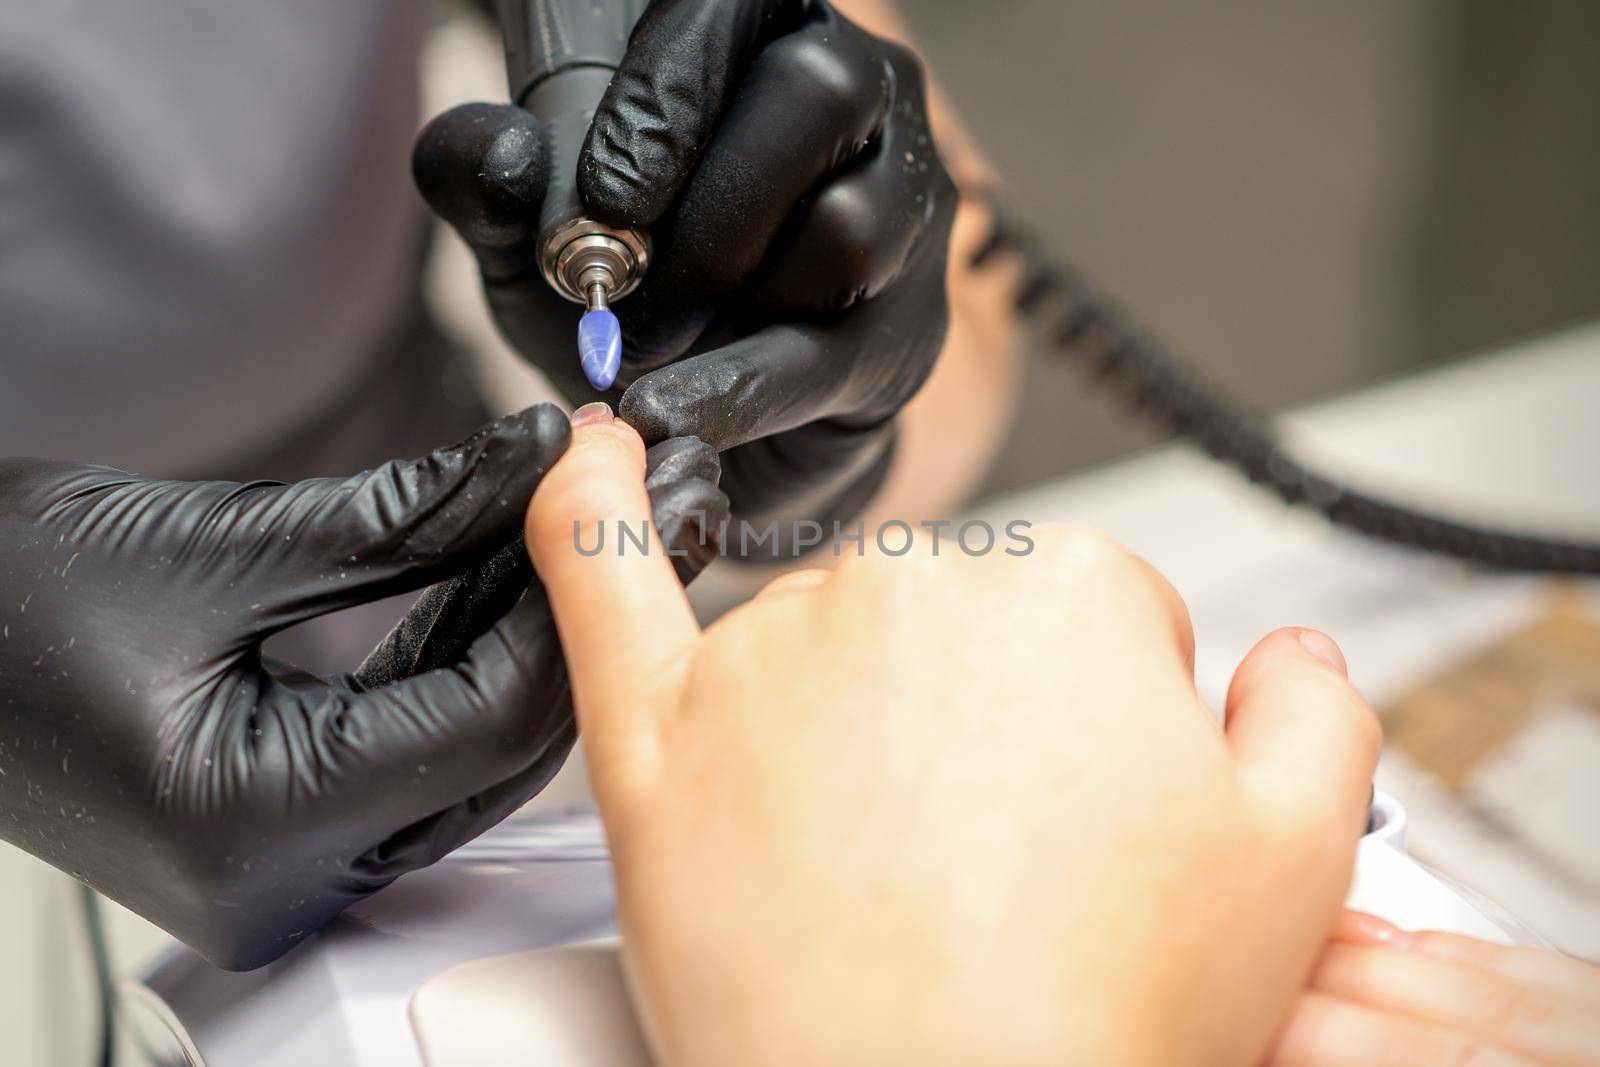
578;280;623;392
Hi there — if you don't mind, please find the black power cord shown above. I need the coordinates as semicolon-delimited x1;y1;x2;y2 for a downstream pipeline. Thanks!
972;197;1600;576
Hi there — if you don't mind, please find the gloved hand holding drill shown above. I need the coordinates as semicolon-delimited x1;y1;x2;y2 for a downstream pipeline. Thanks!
415;0;957;546
0;410;726;968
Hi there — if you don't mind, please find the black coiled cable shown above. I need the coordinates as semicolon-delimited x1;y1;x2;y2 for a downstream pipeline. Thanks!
971;197;1600;576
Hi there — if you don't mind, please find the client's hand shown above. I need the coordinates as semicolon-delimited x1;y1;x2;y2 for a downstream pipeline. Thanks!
525;411;1381;1067
1269;912;1600;1065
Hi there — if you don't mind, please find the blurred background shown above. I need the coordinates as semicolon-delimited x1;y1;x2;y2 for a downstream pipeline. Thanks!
897;0;1600;492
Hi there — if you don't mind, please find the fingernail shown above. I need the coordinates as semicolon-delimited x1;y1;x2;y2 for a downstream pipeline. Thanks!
1298;628;1348;677
571;402;614;429
1333;911;1420;948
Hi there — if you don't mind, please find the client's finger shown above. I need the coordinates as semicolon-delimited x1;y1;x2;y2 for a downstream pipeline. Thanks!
1309;943;1597;1065
1408;932;1600;1004
525;404;700;748
1267;992;1537;1067
1225;628;1381;845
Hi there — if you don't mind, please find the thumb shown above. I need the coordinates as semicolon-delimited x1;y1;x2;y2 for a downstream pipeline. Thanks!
413;102;547;281
525;405;701;766
1225;628;1381;844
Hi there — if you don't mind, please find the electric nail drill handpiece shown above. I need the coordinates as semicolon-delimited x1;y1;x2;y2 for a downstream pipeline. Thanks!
497;0;651;392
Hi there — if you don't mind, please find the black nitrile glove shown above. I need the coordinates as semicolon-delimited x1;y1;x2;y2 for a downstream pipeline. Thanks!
415;0;956;550
0;409;727;970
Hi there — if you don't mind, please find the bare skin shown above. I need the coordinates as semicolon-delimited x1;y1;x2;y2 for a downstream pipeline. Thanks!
524;411;1381;1067
1269;912;1600;1066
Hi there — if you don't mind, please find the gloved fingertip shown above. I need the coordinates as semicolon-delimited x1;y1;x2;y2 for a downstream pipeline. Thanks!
413;102;547;249
455;404;571;469
645;437;722;491
513;403;575;468
618;382;680;447
365;406;570;564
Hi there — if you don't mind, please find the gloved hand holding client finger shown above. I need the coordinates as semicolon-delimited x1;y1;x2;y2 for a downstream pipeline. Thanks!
0;410;726;969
